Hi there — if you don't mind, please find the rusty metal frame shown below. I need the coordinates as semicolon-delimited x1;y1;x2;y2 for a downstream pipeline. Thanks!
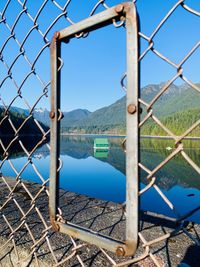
49;2;138;256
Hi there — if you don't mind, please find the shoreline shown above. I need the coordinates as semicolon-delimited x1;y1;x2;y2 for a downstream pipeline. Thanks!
61;133;200;140
61;133;126;137
141;135;200;140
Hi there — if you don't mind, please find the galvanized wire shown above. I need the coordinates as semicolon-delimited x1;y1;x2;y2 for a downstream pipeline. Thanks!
0;0;199;266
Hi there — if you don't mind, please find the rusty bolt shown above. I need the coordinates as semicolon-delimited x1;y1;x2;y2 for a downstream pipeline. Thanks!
54;31;60;39
49;111;55;119
116;246;125;256
115;4;124;13
127;104;136;114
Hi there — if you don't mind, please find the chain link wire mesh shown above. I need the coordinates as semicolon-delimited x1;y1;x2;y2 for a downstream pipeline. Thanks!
0;0;199;266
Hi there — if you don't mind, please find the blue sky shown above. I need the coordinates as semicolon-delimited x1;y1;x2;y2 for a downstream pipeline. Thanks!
0;0;199;111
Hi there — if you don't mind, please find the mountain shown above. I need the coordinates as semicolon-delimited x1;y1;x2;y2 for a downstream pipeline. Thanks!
33;108;50;126
139;82;200;136
10;106;29;116
78;98;125;126
61;98;126;134
6;82;200;136
33;108;91;128
60;82;200;135
0;108;49;156
141;108;200;136
0;108;48;135
141;83;200;117
61;109;91;127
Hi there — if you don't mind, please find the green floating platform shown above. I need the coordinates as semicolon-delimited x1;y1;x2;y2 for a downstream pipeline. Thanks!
94;138;109;158
93;138;109;149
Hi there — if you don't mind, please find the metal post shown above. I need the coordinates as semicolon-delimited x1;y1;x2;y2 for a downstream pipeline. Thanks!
49;33;61;231
125;3;138;255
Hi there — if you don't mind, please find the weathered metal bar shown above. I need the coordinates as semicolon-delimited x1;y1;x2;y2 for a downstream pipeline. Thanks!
125;3;138;255
58;222;126;255
49;34;61;230
50;2;139;256
58;4;124;40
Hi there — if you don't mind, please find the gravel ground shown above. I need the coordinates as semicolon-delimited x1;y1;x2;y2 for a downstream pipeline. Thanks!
0;177;199;267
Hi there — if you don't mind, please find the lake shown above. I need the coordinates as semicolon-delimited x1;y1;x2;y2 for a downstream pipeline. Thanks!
1;136;200;223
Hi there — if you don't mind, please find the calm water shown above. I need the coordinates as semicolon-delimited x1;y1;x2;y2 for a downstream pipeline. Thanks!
1;136;200;223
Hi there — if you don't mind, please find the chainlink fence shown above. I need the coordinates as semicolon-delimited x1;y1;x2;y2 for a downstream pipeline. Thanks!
0;0;200;266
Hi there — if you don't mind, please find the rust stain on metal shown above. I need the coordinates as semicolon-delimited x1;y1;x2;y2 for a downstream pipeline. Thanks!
124;240;138;256
54;31;60;39
115;4;124;13
116;246;125;256
123;2;132;15
127;104;137;114
51;218;60;232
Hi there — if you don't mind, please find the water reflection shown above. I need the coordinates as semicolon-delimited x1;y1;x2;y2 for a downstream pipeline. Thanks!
1;136;200;222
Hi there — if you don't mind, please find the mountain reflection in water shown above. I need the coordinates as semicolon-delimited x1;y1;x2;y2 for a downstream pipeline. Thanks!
1;136;200;223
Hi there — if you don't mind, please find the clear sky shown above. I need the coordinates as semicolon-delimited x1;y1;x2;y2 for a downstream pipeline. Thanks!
0;0;199;112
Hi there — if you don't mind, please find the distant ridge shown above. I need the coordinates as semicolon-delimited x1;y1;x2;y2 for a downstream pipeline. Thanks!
6;82;200;136
0;107;48;136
